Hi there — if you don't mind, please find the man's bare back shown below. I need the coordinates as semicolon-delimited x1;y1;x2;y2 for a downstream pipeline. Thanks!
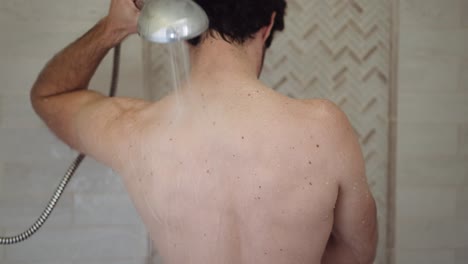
30;1;377;263
109;78;375;264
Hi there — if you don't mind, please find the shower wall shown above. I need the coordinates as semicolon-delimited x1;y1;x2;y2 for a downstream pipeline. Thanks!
395;0;468;263
144;0;394;263
0;1;149;264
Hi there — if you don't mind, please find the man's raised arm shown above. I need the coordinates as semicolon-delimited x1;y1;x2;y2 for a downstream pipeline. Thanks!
30;0;148;165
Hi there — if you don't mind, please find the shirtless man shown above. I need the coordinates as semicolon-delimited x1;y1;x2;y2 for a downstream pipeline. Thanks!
31;0;377;263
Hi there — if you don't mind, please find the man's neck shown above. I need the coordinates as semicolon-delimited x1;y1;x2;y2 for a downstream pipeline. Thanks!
188;37;263;86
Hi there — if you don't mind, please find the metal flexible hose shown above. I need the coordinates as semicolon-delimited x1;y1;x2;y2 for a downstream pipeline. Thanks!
0;44;121;245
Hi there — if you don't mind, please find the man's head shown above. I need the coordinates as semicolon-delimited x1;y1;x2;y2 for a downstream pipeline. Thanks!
187;0;287;48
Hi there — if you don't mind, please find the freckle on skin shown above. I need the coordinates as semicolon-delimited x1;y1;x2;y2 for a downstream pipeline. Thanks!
308;161;312;165
309;182;313;186
242;136;245;140
317;144;320;148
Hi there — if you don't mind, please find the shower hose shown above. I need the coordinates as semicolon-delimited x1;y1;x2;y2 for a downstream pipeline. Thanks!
0;44;122;245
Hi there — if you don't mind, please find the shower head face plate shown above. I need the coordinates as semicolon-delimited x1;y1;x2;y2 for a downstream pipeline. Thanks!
138;0;209;43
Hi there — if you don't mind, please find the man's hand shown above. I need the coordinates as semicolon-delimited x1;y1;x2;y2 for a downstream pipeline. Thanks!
105;0;141;39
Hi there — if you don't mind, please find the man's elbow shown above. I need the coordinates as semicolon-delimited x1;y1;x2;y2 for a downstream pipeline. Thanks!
30;82;46;110
357;217;378;264
357;246;377;264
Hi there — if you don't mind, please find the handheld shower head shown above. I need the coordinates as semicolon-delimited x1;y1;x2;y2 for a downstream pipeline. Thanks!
137;0;209;43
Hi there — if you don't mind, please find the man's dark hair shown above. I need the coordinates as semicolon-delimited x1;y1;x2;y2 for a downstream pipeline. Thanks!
188;0;287;48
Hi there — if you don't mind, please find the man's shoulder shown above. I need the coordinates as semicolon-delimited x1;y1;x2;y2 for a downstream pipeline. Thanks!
300;99;350;127
298;98;356;149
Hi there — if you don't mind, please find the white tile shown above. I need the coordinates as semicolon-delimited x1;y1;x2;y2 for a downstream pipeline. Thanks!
4;227;148;262
457;217;468;247
0;18;85;59
396;215;458;249
0;193;73;228
3;260;72;264
397;123;458;157
461;60;468;91
0;161;79;197
0;95;43;129
396;187;457;225
462;0;468;28
457;187;468;246
0;0;108;24
0;127;77;163
0;0;108;59
399;55;460;92
396;188;459;249
460;124;468;155
0;56;48;96
73;194;143;226
0;162;5;195
398;92;468;124
397;157;468;186
456;248;468;264
0;228;4;261
400;0;461;28
400;27;468;58
396;249;455;264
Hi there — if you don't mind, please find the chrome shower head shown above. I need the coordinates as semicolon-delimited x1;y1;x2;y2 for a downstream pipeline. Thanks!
137;0;209;43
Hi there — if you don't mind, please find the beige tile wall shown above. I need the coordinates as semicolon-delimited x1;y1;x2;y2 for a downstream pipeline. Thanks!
0;228;4;260
396;0;468;263
0;0;148;263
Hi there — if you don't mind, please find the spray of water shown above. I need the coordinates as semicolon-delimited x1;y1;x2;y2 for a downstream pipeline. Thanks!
167;33;192;117
141;33;196;256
